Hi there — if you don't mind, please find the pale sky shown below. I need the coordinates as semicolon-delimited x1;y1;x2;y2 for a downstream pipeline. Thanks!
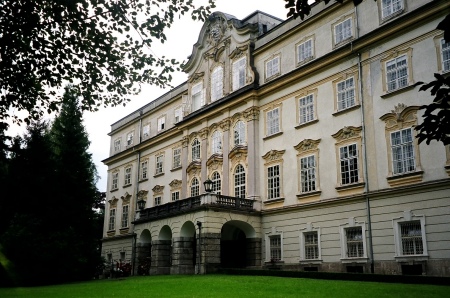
6;0;288;192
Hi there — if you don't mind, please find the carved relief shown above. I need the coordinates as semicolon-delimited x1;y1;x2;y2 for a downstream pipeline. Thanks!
199;127;209;140
219;118;231;131
186;160;201;182
121;192;132;204
244;106;260;121
188;72;205;84
229;146;248;171
332;126;362;143
380;104;419;130
294;139;321;153
182;136;190;148
108;196;119;207
229;45;249;60
262;149;286;164
169;179;182;190
207;154;223;172
206;14;227;47
137;190;148;200
152;185;165;195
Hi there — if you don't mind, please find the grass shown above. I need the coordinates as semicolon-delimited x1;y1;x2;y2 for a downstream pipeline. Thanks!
0;275;448;298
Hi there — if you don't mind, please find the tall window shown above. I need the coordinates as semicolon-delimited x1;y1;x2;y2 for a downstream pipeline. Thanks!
267;165;280;200
269;235;282;261
234;165;246;198
192;139;200;160
266;108;280;136
211;172;221;194
157;116;165;132
124;167;132;185
211;66;223;101
126;132;134;146
141;160;148;180
441;39;450;72
391;128;415;175
234;121;246;146
142;124;150;138
114;139;121;152
339;144;359;185
173;148;181;169
112;172;118;190
171;191;180;201
299;94;314;124
334;18;352;44
211;131;222;154
232;57;246;91
304;232;319;260
155;155;164;174
174;107;183;123
192;82;203;112
337;77;355;111
386;55;408;92
121;205;129;228
381;0;403;19
154;196;161;206
266;56;280;79
297;39;313;63
300;155;316;193
191;178;200;197
108;209;116;230
399;221;423;255
345;227;364;258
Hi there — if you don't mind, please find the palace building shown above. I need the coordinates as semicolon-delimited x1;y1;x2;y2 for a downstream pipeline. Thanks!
102;0;450;276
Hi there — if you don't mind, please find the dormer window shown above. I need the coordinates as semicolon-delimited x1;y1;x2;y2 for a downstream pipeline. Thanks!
192;82;204;112
126;132;134;146
211;66;223;102
232;57;246;91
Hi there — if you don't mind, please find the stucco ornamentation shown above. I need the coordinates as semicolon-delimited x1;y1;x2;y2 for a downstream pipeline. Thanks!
294;139;321;153
169;179;182;190
244;106;260;121
152;185;165;195
137;190;148;200
332;126;362;142
262;149;286;162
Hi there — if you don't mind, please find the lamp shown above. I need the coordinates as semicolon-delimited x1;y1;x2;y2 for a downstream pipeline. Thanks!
203;179;213;193
137;199;146;210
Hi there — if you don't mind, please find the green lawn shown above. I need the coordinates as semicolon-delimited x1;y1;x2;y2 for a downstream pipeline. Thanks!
0;275;448;298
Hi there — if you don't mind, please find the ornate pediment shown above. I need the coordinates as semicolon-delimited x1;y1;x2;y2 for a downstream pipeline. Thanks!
187;72;205;84
108;196;119;207
199;127;209;140
294;139;321;153
244;106;259;121
152;185;165;195
229;44;248;60
229;145;248;160
206;14;228;47
121;192;132;204
207;154;223;172
169;179;182;190
380;104;419;130
204;45;226;62
332;126;362;142
262;149;286;163
219;119;231;131
137;190;148;200
186;160;201;176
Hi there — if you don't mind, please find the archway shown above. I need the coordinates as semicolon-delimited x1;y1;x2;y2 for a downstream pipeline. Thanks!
151;225;173;275
220;221;256;268
137;229;152;275
170;221;197;274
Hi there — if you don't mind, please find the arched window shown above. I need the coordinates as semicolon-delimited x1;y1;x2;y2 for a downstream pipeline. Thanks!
234;164;246;198
211;66;223;102
234;121;246;146
191;177;200;197
211;130;222;154
211;172;221;194
192;139;200;160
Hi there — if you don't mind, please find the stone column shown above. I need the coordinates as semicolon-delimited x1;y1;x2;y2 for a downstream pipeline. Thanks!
200;128;209;187
244;106;260;200
198;233;221;274
220;119;231;195
171;237;196;274
150;240;172;275
181;136;189;199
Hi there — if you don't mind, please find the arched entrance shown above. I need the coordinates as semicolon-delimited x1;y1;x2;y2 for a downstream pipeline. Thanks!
151;225;172;275
137;229;152;275
220;221;257;268
171;221;197;274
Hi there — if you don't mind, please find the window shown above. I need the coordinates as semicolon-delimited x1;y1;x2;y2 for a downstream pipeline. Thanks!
211;66;223;101
337;77;355;111
174;107;183;123
345;227;364;258
234;164;246;198
297;39;313;64
334;18;352;45
266;108;280;136
211;172;221;194
121;205;129;228
173;148;181;169
157;116;165;132
114;139;121;152
141;160;148;180
234;121;246;146
124;167;132;185
441;38;450;72
381;0;403;19
171;191;180;201
266;56;280;79
339;144;359;185
299;94;315;124
300;155;316;193
391;128;415;175
232;57;246;91
192;82;203;112
192;139;200;160
154;196;161;206
304;232;319;260
386;55;408;92
399;221;423;255
112;172;118;190
191;177;200;197
108;209;116;231
211;131;222;154
126;132;134;146
120;252;126;262
155;155;164;175
269;235;282;261
267;165;280;200
142;124;150;138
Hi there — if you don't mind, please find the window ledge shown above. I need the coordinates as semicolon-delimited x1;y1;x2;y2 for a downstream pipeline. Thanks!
119;227;129;234
334;37;354;49
395;255;429;262
332;104;361;117
110;188;118;193
295;119;319;130
387;170;424;187
297;56;314;67
139;178;148;183
106;230;116;237
340;257;368;264
263;131;283;140
171;166;182;172
300;259;323;264
263;197;285;205
153;172;164;178
381;84;416;99
296;190;321;199
265;73;281;83
380;9;404;24
123;184;132;188
336;181;365;192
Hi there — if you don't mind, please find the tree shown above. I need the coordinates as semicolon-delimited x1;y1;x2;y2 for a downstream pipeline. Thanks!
0;0;215;124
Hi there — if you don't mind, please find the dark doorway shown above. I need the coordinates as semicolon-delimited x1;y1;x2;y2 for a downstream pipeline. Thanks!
221;228;246;268
401;264;423;275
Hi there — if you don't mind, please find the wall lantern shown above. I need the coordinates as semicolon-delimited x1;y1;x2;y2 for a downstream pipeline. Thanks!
137;199;146;210
203;179;213;193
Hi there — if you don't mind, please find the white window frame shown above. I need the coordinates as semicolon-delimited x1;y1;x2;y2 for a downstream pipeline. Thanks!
300;155;316;193
142;124;150;139
171;191;180;201
336;77;355;111
191;82;204;112
386;55;408;92
266;107;280;136
441;38;450;72
174;107;183;123
141;160;148;180
297;39;313;64
267;164;281;200
233;121;246;146
339;143;359;185
334;18;352;45
211;130;222;155
301;231;321;261
234;164;246;198
390;128;416;175
172;147;181;169
112;172;119;190
299;94;315;124
381;0;404;19
265;56;280;79
192;139;200;161
211;171;221;194
339;219;367;261
114;139;121;152
155;154;164;175
211;66;223;102
190;177;200;197
154;196;161;206
392;212;428;260
265;228;283;262
108;208;116;231
124;166;132;185
121;205;129;228
157;116;166;132
232;57;246;91
126;132;134;146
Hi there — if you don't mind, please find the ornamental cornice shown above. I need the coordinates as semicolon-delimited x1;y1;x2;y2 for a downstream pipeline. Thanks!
121;192;132;203
207;154;223;172
152;185;165;195
199;128;209;140
109;196;119;207
262;149;286;162
169;179;182;190
294;139;321;153
380;104;420;130
229;44;248;60
219;118;231;131
182;136;190;148
332;126;362;142
137;190;149;200
188;72;205;84
243;106;260;121
186;160;202;176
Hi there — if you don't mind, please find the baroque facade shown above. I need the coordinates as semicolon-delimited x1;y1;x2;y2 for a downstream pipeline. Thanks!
102;0;450;276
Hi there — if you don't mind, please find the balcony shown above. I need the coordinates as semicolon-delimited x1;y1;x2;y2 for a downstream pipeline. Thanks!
134;194;259;223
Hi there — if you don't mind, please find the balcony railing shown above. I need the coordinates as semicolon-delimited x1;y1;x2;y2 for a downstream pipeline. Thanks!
135;194;256;223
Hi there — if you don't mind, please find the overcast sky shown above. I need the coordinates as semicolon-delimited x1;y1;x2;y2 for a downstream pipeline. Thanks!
6;0;288;192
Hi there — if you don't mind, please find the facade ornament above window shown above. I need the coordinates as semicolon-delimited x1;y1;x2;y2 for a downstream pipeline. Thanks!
380;104;419;130
207;154;223;172
294;139;321;153
152;185;165;195
200;127;209;140
182;136;190;148
332;126;362;142
169;179;182;190
137;190;148;200
121;192;132;204
244;106;260;121
187;72;205;84
108;196;119;207
219;118;231;131
207;14;227;47
229;45;249;60
262;149;286;162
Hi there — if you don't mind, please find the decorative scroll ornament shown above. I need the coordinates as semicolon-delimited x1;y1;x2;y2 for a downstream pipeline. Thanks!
294;139;321;153
137;190;148;200
244;106;260;121
169;179;182;190
207;14;227;47
332;126;362;142
262;149;286;162
152;185;165;195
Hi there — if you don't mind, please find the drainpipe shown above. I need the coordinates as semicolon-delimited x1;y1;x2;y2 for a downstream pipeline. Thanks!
196;221;202;274
132;111;143;275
